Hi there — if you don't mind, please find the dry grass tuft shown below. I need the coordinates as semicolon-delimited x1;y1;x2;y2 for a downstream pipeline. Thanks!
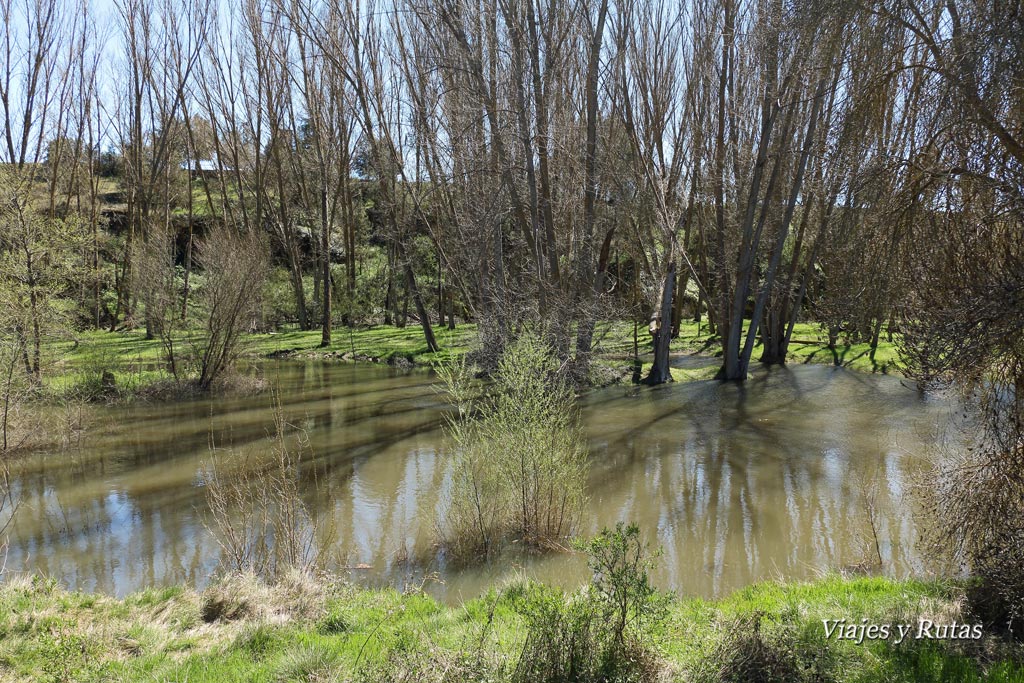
200;570;327;625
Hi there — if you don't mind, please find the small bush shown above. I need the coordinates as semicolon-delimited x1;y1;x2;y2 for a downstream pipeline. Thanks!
188;226;269;390
702;613;838;683
580;522;669;648
440;329;587;558
203;399;334;579
511;582;603;683
925;432;1024;641
967;522;1024;638
510;524;669;683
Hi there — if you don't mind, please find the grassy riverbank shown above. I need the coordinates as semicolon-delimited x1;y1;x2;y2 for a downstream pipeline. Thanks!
43;319;900;396
0;573;1019;682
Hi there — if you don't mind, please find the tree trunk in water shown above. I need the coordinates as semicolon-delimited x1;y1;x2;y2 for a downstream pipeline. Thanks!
645;262;676;385
740;79;826;375
759;306;787;364
712;0;735;378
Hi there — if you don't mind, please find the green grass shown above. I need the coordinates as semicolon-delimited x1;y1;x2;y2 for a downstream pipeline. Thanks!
0;574;1019;682
663;575;1002;681
43;330;192;397
782;323;902;374
74;319;899;375
245;323;478;366
592;319;902;377
37;318;901;400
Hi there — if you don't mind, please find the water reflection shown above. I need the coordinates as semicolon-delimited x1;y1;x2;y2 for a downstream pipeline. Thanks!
4;361;960;602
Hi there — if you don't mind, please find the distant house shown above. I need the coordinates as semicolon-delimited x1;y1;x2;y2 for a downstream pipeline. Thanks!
180;158;230;180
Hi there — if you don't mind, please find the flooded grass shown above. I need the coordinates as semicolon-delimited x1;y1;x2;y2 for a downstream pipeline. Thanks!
43;319;901;400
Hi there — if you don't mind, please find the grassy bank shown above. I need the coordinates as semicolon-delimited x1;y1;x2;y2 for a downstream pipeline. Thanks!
0;573;1019;682
44;319;899;395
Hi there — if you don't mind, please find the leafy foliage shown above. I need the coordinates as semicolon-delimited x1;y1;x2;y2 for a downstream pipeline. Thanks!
510;524;668;683
578;522;669;647
440;329;587;558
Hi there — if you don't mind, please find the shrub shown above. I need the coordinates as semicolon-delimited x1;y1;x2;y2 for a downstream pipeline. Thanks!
511;582;603;683
188;226;269;390
262;267;303;329
704;612;838;683
900;222;1024;643
967;515;1024;638
203;399;335;579
510;524;669;683
440;329;587;558
71;342;119;400
925;429;1024;640
578;522;669;648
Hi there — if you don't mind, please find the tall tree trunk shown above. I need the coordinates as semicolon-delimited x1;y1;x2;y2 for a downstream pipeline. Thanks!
671;174;699;337
320;185;332;347
737;78;827;377
713;0;734;371
574;0;610;365
289;247;309;330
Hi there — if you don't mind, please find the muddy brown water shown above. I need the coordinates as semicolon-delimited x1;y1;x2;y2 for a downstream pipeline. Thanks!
2;359;964;603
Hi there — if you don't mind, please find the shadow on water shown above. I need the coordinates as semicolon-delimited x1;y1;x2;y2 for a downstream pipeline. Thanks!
4;359;964;603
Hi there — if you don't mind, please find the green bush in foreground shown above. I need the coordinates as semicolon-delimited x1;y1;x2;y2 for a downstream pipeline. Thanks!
509;523;669;683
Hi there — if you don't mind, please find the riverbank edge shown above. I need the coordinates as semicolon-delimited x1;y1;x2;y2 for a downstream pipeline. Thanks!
0;572;1019;682
45;319;900;397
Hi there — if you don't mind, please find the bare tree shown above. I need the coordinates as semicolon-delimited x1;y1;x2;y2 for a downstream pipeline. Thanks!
191;226;269;390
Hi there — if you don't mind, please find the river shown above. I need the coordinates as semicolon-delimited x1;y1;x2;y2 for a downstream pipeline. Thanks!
2;359;962;603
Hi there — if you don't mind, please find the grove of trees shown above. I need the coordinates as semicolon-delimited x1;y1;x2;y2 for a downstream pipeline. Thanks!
0;0;1016;388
